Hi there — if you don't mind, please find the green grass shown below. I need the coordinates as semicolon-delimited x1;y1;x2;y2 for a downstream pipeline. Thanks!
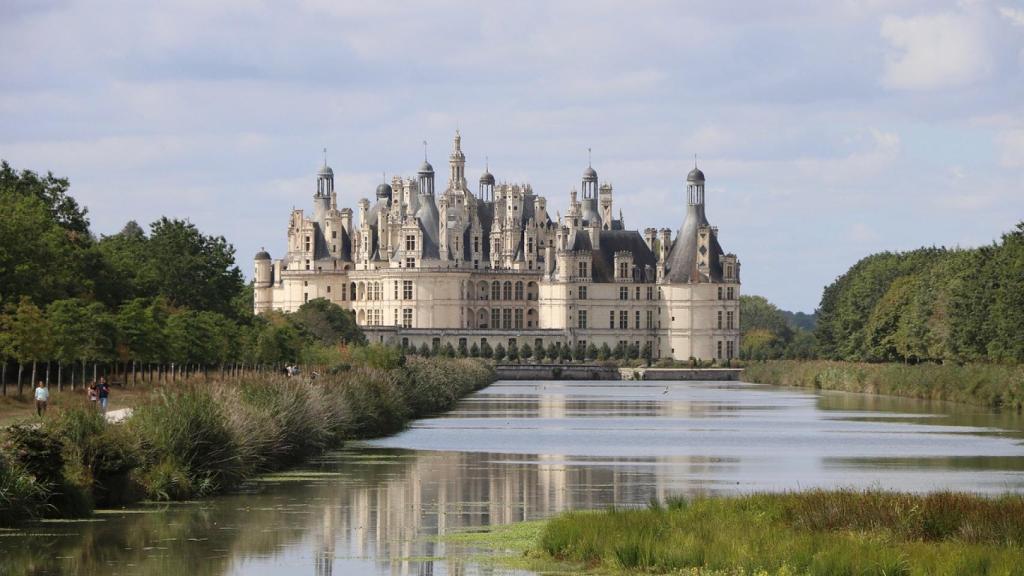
532;491;1024;575
743;360;1024;412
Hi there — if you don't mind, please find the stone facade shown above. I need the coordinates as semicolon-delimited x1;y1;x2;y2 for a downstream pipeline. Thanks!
254;132;741;362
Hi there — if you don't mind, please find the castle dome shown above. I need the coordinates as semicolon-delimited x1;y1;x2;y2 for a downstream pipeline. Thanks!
479;170;495;185
376;182;393;198
255;249;271;260
583;166;598;181
687;167;705;183
318;164;334;177
418;160;434;174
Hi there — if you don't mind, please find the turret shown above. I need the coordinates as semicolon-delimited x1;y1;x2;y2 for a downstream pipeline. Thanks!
448;130;466;191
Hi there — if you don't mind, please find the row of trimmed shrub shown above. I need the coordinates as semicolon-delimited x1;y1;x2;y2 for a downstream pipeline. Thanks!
742;360;1024;412
0;356;494;526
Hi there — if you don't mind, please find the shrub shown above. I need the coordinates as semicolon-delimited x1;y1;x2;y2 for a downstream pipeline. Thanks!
0;454;49;525
129;388;245;499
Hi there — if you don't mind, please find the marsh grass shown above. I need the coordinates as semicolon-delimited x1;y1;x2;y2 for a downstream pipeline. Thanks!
742;361;1024;412
538;490;1024;576
0;357;494;524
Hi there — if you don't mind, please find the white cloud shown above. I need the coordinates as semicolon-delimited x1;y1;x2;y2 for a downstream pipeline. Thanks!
880;11;992;90
999;6;1024;27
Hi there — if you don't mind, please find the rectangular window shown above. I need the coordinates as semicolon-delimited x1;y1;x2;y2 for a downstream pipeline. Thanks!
647;286;653;300
326;285;331;293
403;280;413;300
646;310;653;329
727;340;735;359
406;235;416;251
618;261;629;279
394;309;398;325
514;309;523;329
405;257;415;268
332;230;337;239
717;310;723;329
394;280;399;300
303;292;308;303
727;287;735;300
492;309;501;330
578;310;588;329
717;340;723;359
609;311;615;329
619;287;628;300
502;308;512;330
403;308;413;328
578;261;588;279
718;287;723;300
527;238;533;254
635;286;640;300
579;286;588;300
619;310;628;330
474;237;479;252
635;310;641;329
727;311;735;330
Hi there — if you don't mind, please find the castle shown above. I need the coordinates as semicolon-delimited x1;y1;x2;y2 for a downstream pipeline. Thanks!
254;132;741;362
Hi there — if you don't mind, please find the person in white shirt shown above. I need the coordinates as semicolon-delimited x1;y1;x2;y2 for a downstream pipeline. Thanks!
34;381;49;417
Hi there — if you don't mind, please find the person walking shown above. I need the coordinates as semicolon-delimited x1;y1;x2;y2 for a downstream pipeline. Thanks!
34;381;49;417
87;381;98;407
97;378;110;413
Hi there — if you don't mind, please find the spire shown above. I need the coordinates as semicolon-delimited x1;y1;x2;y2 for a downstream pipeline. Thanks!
423;140;428;162
588;147;592;167
323;147;328;167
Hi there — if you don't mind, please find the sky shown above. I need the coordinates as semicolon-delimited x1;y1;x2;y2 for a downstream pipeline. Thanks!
2;0;1022;313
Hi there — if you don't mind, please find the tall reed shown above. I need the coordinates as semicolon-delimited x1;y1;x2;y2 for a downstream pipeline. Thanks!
743;360;1024;412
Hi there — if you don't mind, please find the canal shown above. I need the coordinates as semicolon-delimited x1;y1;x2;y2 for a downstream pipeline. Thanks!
3;379;1023;575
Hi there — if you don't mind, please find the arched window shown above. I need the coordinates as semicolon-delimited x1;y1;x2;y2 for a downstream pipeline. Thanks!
514;281;524;300
503;281;512;300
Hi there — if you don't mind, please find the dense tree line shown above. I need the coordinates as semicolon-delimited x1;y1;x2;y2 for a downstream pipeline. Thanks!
0;161;364;394
814;223;1024;364
739;295;817;360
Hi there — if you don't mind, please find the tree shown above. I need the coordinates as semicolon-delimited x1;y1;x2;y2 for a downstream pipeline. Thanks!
559;342;572;363
9;298;53;395
586;343;598;361
598;343;611;361
613;341;626;360
457;340;468;357
469;342;480;358
493;343;506;362
291;298;365;346
0;160;89;236
418;342;431;357
642;342;653;365
627;342;640;360
480;340;493;359
534;342;546;362
141;217;245;317
0;185;87;305
520;343;533;362
507;341;519;362
740;329;782;361
442;342;456;358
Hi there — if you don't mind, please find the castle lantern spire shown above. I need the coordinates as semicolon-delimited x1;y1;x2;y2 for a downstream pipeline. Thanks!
449;129;466;190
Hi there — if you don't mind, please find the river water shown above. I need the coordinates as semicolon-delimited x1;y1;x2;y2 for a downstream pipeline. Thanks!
3;380;1024;575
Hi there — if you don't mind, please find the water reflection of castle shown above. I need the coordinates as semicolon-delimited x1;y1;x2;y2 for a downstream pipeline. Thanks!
307;390;723;576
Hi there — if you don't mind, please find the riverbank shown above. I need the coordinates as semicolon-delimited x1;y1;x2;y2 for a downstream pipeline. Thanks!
0;356;494;527
453;490;1024;575
742;360;1024;412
